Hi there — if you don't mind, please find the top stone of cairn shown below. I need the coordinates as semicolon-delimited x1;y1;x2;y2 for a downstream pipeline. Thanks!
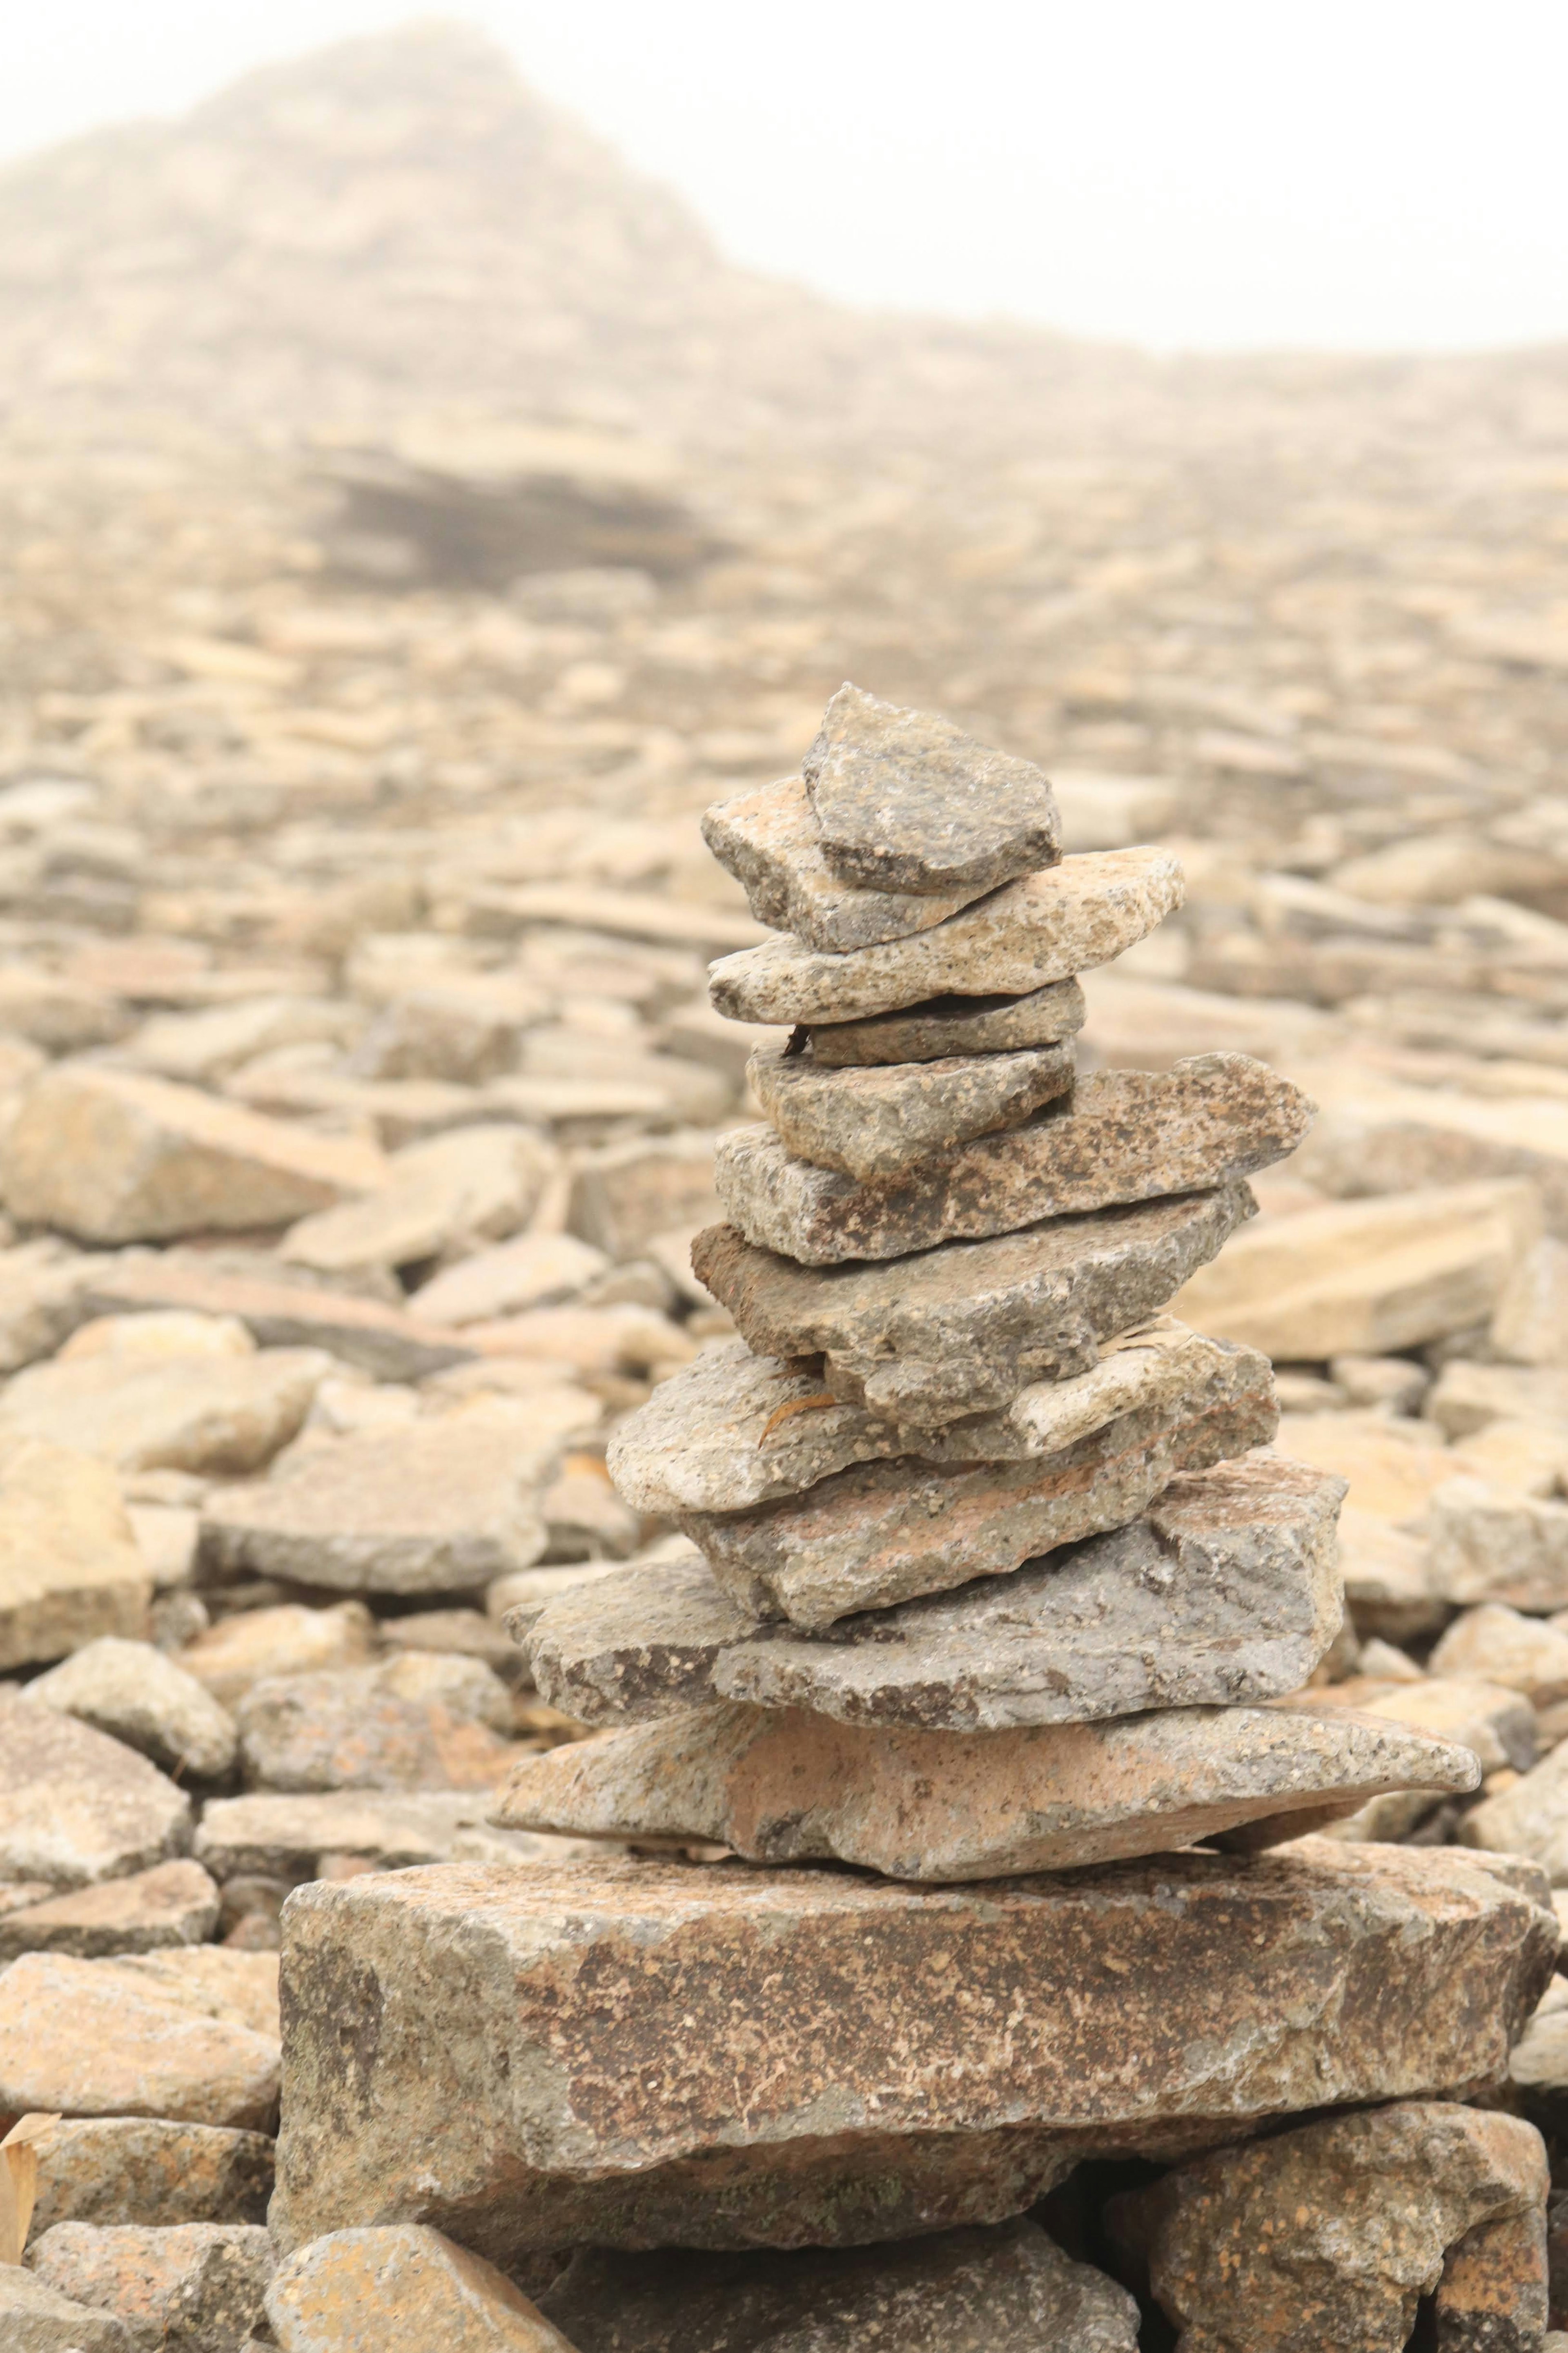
804;682;1062;896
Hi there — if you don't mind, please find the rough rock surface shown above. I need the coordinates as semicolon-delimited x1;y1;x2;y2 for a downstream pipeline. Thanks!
806;978;1086;1067
801;682;1063;895
701;772;986;951
0;1342;327;1476
0;1696;190;1888
0;1859;220;1959
692;1183;1254;1426
521;1550;760;1726
24;2119;275;2236
1464;1742;1568;1883
270;1844;1555;2261
747;1035;1075;1179
175;1601;379;1710
714;1055;1313;1265
708;848;1182;1025
24;1638;238;1778
0;2265;133;2351
265;2224;576;2352
0;1950;281;2128
234;1654;517;1792
1430;1477;1568;1613
29;2220;275;2353
0;1436;151;1669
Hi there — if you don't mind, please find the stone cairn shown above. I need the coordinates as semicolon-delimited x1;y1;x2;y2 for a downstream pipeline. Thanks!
272;687;1561;2349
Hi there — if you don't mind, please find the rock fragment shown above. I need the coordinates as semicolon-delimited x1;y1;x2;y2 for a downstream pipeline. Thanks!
24;1638;238;1778
1430;1476;1568;1611
194;1789;593;1883
0;1860;219;1959
0;1436;151;1669
0;1950;280;2128
235;1654;519;1792
280;1123;552;1278
265;2224;576;2353
0;1697;190;1888
0;1340;327;1475
25;2118;274;2237
747;1034;1075;1178
806;977;1086;1067
702;771;987;950
0;2266;133;2351
29;2220;275;2353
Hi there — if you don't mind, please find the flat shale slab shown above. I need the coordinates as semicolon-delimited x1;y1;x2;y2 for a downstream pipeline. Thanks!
806;979;1085;1067
748;1036;1075;1180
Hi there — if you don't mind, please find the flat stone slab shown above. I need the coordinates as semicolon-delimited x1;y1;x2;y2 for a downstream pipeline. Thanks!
679;1336;1278;1627
802;684;1062;896
692;1183;1254;1427
701;773;988;951
0;1858;219;1959
494;1697;1478;1880
708;848;1182;1026
194;1789;594;1883
715;1055;1315;1265
0;1695;191;1889
748;1036;1075;1179
270;1843;1555;2261
0;1949;281;2129
807;978;1086;1066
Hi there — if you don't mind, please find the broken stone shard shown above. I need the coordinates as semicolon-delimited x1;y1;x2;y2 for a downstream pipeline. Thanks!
715;1056;1313;1265
708;848;1183;1026
520;1548;759;1727
265;2224;575;2353
270;1843;1553;2262
806;979;1086;1068
747;1034;1075;1180
692;1183;1254;1427
802;682;1062;896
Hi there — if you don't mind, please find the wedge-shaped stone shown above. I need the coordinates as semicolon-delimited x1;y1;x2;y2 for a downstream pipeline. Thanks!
748;1036;1074;1179
701;773;986;951
493;1698;1477;1881
270;1843;1554;2261
802;684;1062;895
807;979;1086;1068
607;1318;1247;1515
717;1055;1312;1265
0;1859;219;1960
692;1184;1254;1427
679;1343;1277;1628
708;848;1182;1025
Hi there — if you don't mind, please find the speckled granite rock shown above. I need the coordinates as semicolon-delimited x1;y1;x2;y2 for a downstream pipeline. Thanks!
701;773;985;951
28;2220;275;2353
269;1843;1555;2262
518;1550;760;1726
24;2118;274;2236
715;1055;1314;1265
265;2225;573;2353
802;684;1062;896
692;1184;1254;1427
708;848;1181;1026
747;1035;1075;1179
806;979;1085;1067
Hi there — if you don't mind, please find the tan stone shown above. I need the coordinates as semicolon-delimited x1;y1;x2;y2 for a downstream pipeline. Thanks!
1432;1604;1568;1704
566;1131;721;1260
1430;1476;1568;1611
1463;1743;1568;1883
1493;1236;1568;1367
24;1637;237;1778
24;2119;274;2238
1271;1410;1458;1519
193;1789;595;1883
281;1124;552;1278
0;1237;105;1374
748;1034;1075;1179
265;2225;576;2353
236;1655;519;1792
1337;1507;1448;1642
1430;1357;1568;1439
0;1436;151;1669
176;1602;380;1710
0;1345;328;1475
0;1950;280;2128
0;1695;190;1888
1294;1068;1568;1237
410;1231;609;1325
1287;1675;1537;1844
81;1252;475;1381
29;2219;275;2351
0;2266;133;2349
0;1860;219;1960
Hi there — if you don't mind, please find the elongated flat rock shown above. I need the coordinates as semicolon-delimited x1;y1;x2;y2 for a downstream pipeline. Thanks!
679;1341;1278;1626
693;1183;1254;1426
272;1844;1553;2260
701;774;986;951
802;684;1062;895
607;1319;1248;1515
748;1036;1075;1179
717;1055;1314;1265
808;979;1086;1067
708;848;1182;1026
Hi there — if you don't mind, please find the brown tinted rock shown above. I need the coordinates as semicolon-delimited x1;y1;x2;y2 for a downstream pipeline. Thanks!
716;1056;1312;1265
0;1344;327;1475
702;772;986;950
1258;1676;1537;1847
0;2266;132;2351
1429;1358;1568;1439
541;2218;1140;2352
806;978;1086;1067
748;1036;1074;1179
0;1951;280;2127
1464;1743;1568;1883
25;2119;274;2237
270;1842;1554;2262
29;2220;274;2353
0;1697;190;1888
281;1124;552;1279
1338;1507;1449;1642
1432;1604;1568;1705
1131;2101;1548;2353
0;1860;219;1959
0;1065;387;1243
708;848;1182;1025
0;1436;151;1670
679;1341;1276;1627
693;1183;1253;1426
24;1638;238;1777
802;684;1062;896
82;1251;474;1380
236;1655;519;1792
194;1789;594;1883
176;1602;379;1710
265;2224;575;2353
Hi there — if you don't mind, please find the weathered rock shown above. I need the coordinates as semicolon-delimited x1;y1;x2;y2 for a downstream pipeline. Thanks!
194;1790;595;1884
693;1183;1254;1426
24;1639;238;1778
520;1552;767;1726
801;683;1062;896
29;2220;274;2353
1263;1674;1537;1845
708;848;1182;1025
1173;1180;1541;1360
281;1124;552;1278
0;2266;132;2351
716;1056;1312;1265
1337;1508;1449;1642
0;1860;219;1959
265;2225;575;2353
541;2218;1140;2351
1430;1358;1568;1440
1431;1477;1568;1611
198;1403;552;1594
0;1341;329;1476
0;1436;151;1669
176;1601;379;1709
493;1697;1475;1880
24;2118;274;2237
82;1251;474;1380
411;1231;609;1325
0;1951;280;2127
236;1654;518;1792
0;1065;388;1243
567;1132;721;1260
806;978;1086;1067
1432;1604;1568;1704
0;1697;190;1888
702;772;987;950
1129;2101;1548;2353
748;1035;1075;1179
679;1342;1277;1628
1465;1744;1568;1883
270;1842;1555;2262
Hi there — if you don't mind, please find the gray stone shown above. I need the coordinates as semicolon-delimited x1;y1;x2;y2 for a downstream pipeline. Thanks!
492;1697;1477;1880
24;2118;274;2236
801;683;1062;895
0;1860;219;1959
701;772;987;951
0;2266;132;2351
748;1035;1075;1179
708;848;1183;1025
520;1551;762;1726
693;1182;1254;1426
806;978;1086;1067
0;1695;191;1889
715;1055;1314;1265
679;1340;1277;1628
540;2219;1140;2351
23;1638;238;1778
29;2220;274;2353
193;1789;594;1883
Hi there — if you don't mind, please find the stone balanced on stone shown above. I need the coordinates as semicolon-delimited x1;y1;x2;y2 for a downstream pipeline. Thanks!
271;689;1555;2317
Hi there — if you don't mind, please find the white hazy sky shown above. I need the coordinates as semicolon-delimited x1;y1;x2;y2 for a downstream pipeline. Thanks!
4;1;1568;352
